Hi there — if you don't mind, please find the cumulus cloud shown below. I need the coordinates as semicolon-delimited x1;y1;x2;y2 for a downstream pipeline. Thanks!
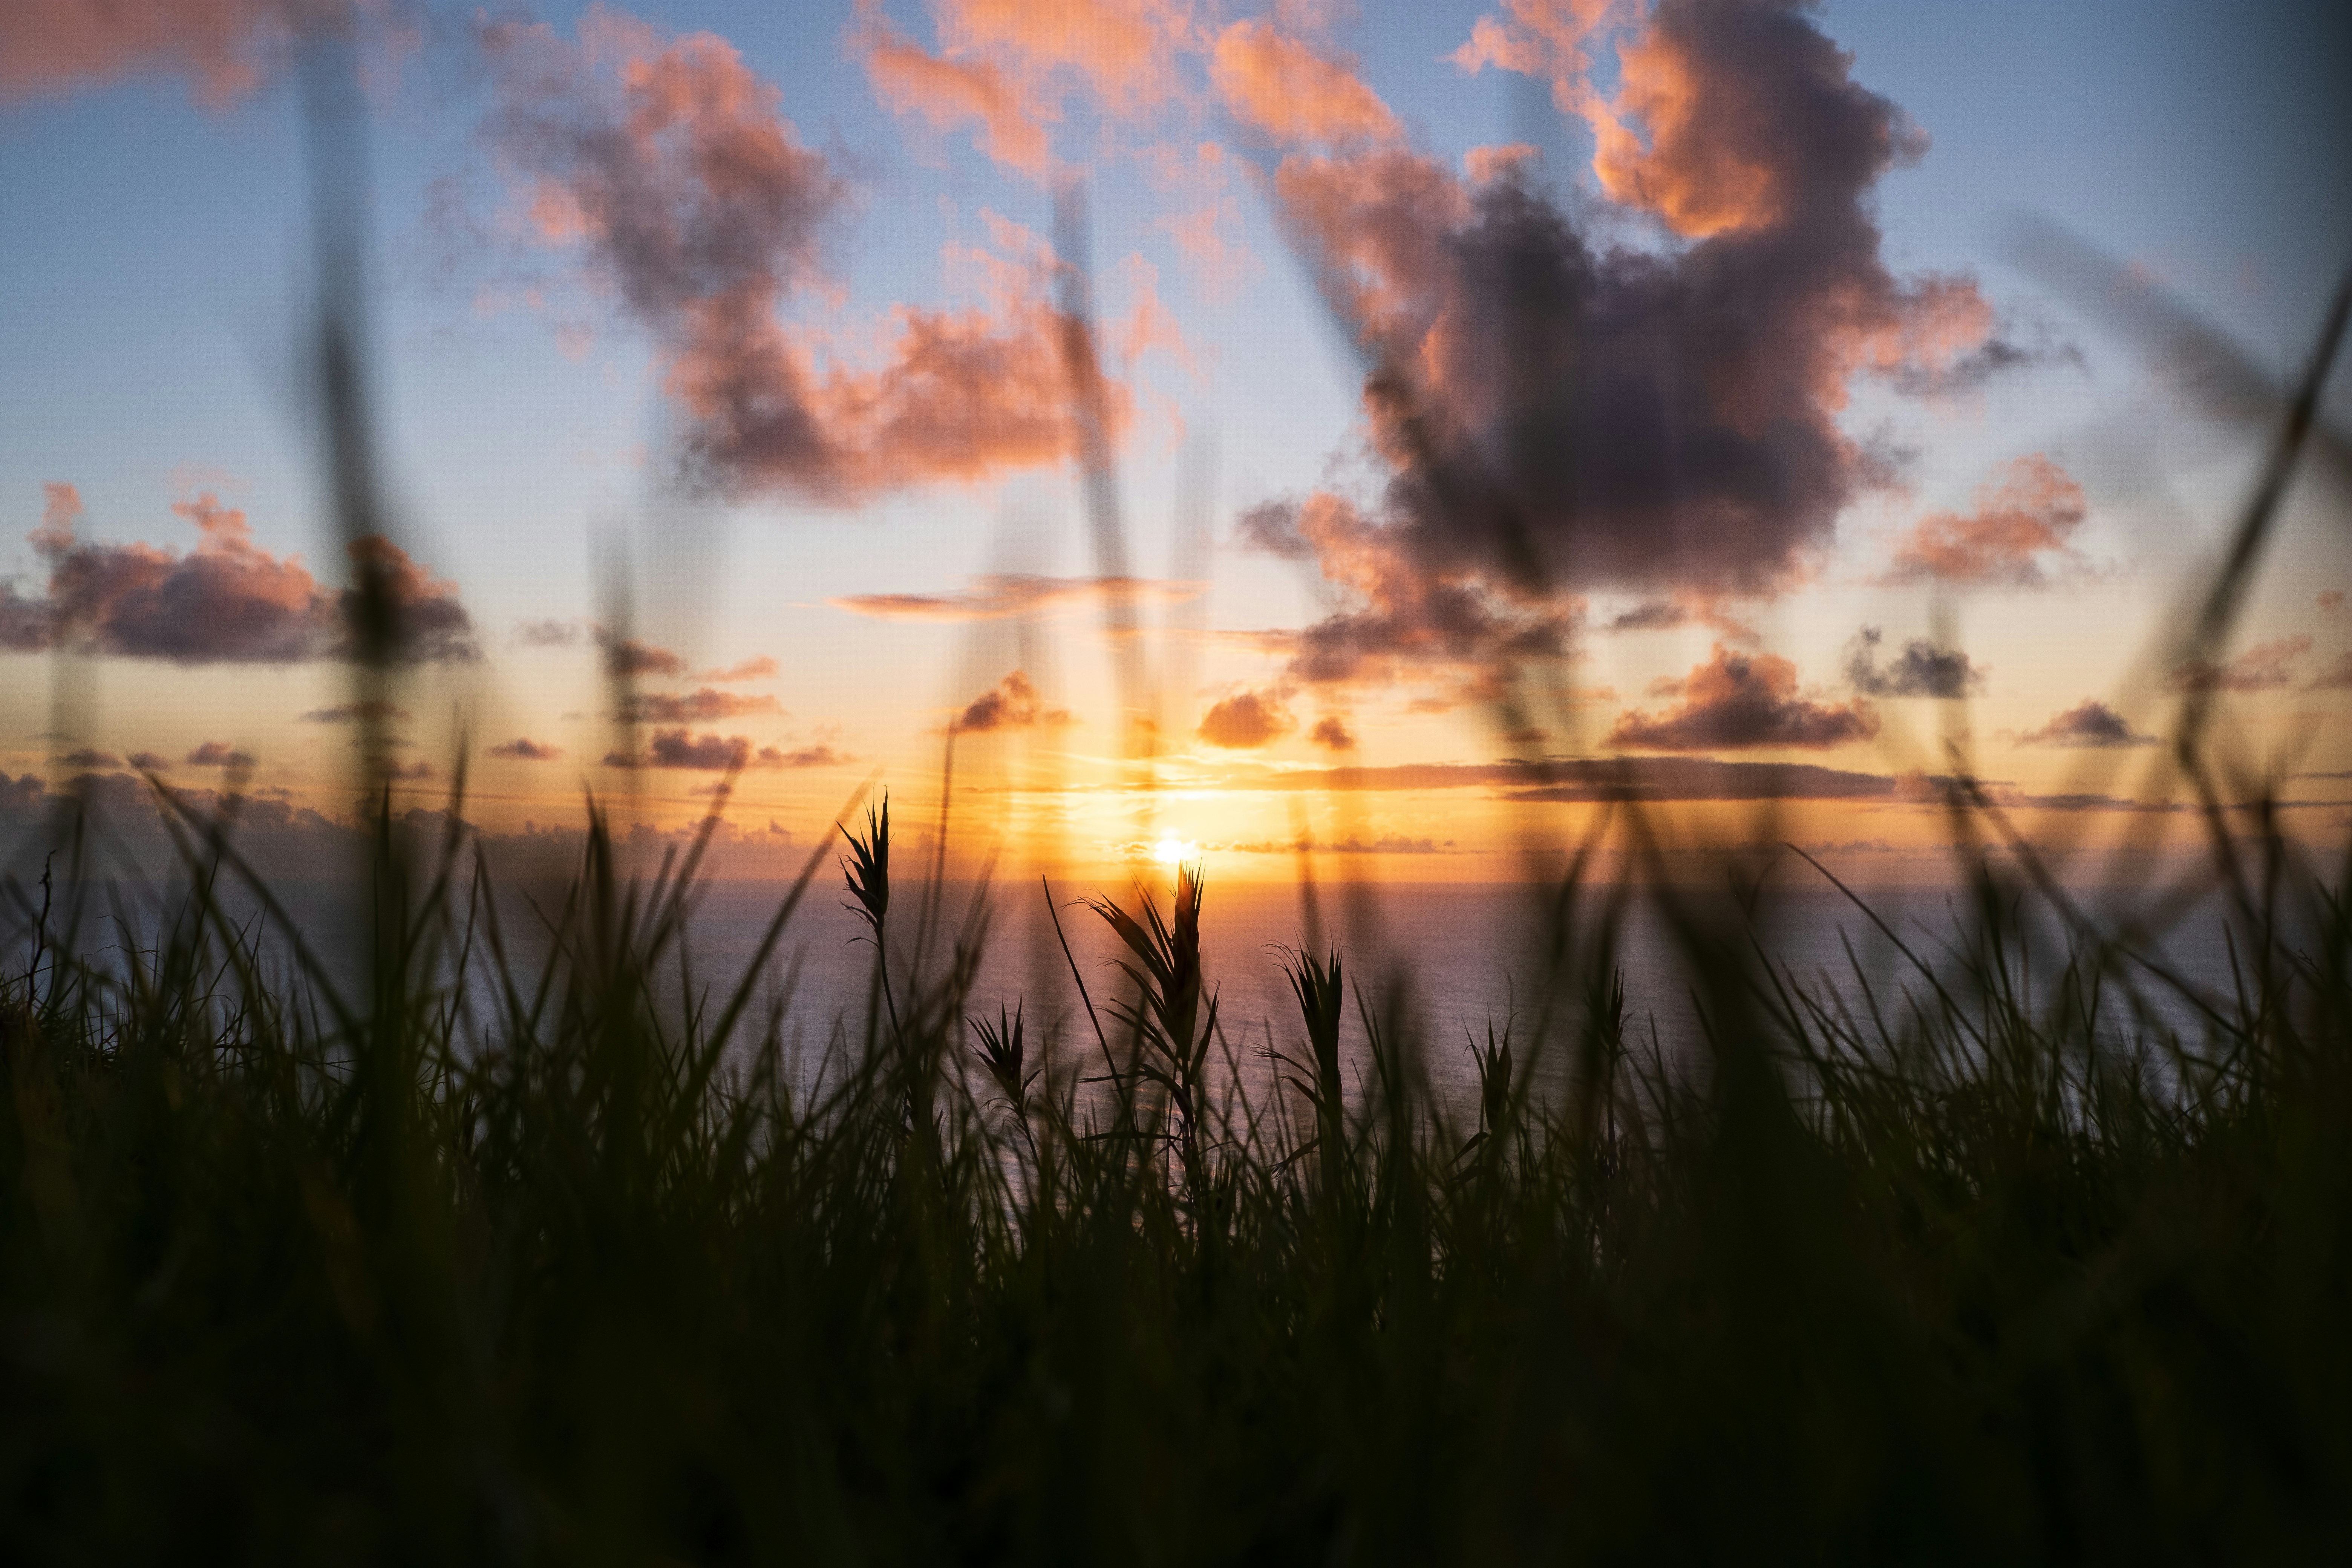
1197;688;1295;749
1;488;476;665
55;748;121;769
602;728;849;770
955;671;1073;733
490;738;565;761
2162;635;2310;695
1211;19;1399;147
126;750;172;772
1241;0;2050;687
2014;699;2159;749
1885;455;2089;588
1605;645;1876;751
615;687;784;724
831;574;1200;622
485;10;1104;503
1844;626;1986;698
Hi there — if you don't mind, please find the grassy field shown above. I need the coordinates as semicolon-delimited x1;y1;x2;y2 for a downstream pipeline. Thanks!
3;770;2349;1565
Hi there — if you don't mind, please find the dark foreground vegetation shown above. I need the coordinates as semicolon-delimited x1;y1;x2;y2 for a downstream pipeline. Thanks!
3;773;2350;1565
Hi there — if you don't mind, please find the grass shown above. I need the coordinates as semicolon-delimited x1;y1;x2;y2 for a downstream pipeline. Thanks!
2;756;2350;1565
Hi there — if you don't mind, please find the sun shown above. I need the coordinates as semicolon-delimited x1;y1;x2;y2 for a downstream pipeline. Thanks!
1152;835;1198;867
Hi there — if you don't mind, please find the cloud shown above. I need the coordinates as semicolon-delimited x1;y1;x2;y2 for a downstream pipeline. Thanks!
1197;689;1295;749
602;728;849;770
1605;645;1876;751
605;638;689;679
955;671;1074;733
1232;492;1570;704
2305;653;2352;692
485;10;1101;504
700;654;778;683
2163;635;2310;695
1221;833;1447;856
831;574;1200;622
301;699;414;724
855;8;1052;176
852;0;1191;178
616;687;784;723
2014;699;2159;749
55;748;121;769
1237;755;1897;801
490;738;565;761
2;488;476;665
1844;626;1986;698
185;741;257;769
1211;20;1399;147
1309;715;1357;751
1885;455;2090;588
126;750;172;772
0;0;310;106
1252;0;2052;662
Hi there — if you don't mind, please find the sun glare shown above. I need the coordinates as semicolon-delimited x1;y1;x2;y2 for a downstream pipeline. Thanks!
1152;836;1197;866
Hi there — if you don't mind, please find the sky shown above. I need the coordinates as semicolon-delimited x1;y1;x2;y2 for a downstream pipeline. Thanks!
2;0;2349;883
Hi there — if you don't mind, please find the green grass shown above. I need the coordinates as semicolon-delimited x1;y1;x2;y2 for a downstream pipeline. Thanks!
3;773;2349;1565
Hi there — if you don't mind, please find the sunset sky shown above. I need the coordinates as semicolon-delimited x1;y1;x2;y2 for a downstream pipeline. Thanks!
2;0;2348;880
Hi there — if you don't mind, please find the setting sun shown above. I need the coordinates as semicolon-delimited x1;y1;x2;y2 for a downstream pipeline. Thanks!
1152;836;1198;866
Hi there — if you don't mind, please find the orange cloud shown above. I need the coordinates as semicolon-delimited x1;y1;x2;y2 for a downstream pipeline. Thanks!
487;9;1098;503
1198;689;1295;749
1447;0;1619;113
853;0;1194;173
1886;456;2089;588
831;574;1200;621
1211;19;1399;147
856;8;1052;176
955;671;1075;733
0;0;307;105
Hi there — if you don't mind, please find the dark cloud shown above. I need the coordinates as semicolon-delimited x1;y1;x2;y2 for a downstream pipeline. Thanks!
1262;0;2048;651
490;738;565;761
1844;626;1986;698
1603;599;1687;634
1236;756;1897;801
126;750;172;772
301;699;414;724
616;687;784;724
955;671;1073;733
55;748;120;769
1605;646;1876;751
605;638;690;680
1234;493;1570;704
3;489;476;665
1198;689;1295;749
2163;635;2310;694
602;728;848;771
185;741;256;769
2014;699;2159;748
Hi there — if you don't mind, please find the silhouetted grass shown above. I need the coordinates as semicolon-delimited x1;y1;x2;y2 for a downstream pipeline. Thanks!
3;741;2350;1565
